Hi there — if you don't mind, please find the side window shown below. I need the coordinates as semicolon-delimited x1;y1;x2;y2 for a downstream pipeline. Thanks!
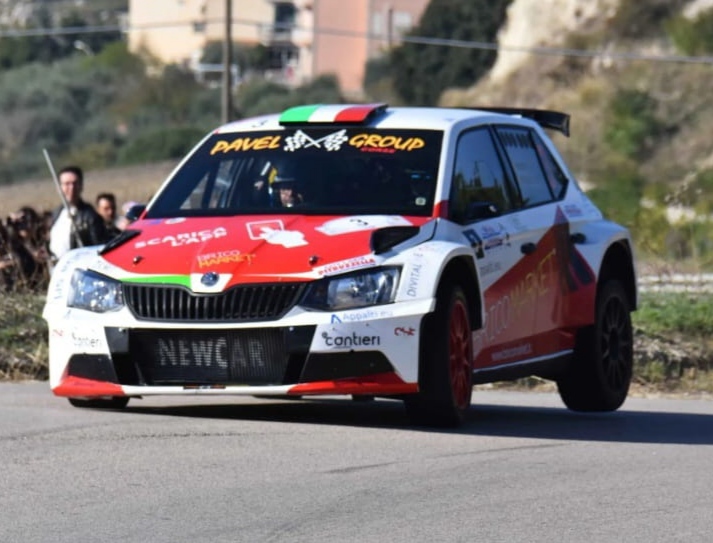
181;172;210;210
533;132;568;199
450;127;513;223
495;126;553;207
179;160;241;210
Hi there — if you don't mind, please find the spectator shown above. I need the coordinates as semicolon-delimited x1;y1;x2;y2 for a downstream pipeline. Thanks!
95;192;121;237
49;166;110;262
117;200;141;230
0;218;43;291
6;206;51;286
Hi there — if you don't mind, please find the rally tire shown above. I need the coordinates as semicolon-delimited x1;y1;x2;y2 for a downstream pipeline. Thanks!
405;284;473;427
557;280;633;412
68;397;130;409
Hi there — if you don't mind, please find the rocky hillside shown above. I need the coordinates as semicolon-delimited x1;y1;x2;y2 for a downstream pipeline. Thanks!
443;0;713;199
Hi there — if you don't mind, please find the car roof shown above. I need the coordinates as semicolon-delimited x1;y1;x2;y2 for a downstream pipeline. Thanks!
214;104;570;137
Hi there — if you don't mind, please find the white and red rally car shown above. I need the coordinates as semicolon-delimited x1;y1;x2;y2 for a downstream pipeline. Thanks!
43;103;637;427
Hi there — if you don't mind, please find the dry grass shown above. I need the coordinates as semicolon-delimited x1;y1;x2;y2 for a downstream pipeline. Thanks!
0;292;48;381
0;160;177;218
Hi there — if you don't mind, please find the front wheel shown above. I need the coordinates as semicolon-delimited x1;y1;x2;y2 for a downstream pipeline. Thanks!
405;284;473;427
557;280;633;412
68;397;130;409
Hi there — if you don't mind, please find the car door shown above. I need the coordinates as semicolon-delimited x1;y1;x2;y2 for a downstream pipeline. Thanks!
449;126;540;369
492;124;595;360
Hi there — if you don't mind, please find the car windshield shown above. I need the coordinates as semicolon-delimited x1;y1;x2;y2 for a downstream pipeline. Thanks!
146;128;443;218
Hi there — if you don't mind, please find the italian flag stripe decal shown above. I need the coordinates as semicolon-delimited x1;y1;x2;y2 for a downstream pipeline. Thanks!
279;103;386;124
334;104;382;122
279;104;321;124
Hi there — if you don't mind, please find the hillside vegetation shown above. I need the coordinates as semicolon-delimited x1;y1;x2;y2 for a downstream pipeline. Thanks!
2;0;713;268
441;0;713;269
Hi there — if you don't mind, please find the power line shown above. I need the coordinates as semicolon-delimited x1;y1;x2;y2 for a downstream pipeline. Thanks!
1;17;713;66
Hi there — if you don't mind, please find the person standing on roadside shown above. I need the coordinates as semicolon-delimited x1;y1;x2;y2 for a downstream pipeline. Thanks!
95;192;121;238
49;166;109;262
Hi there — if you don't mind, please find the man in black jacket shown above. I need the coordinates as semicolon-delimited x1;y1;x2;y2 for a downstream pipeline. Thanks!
49;165;110;262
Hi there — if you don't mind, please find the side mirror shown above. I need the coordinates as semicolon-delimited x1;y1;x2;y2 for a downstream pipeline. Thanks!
125;204;146;223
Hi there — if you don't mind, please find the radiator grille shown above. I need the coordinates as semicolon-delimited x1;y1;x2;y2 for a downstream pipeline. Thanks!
123;282;306;322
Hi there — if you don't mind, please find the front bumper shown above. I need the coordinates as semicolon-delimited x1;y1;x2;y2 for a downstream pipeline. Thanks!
45;299;433;399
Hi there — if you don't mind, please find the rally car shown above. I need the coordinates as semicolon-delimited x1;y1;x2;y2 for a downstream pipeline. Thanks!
43;103;637;427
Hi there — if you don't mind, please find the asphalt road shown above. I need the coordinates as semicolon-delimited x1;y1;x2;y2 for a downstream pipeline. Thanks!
2;382;713;543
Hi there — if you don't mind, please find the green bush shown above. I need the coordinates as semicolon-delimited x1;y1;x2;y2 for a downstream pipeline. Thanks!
389;0;509;105
604;89;662;159
634;292;713;336
667;9;713;55
235;75;343;118
587;160;644;228
609;0;688;39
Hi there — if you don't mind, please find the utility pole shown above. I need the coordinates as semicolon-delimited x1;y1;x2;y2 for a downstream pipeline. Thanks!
222;0;233;124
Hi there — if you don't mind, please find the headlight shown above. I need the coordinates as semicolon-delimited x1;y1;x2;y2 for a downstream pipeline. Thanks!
301;267;400;311
67;269;124;313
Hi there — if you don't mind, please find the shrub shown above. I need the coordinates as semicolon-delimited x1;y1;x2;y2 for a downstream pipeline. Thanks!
604;89;662;160
666;9;713;55
609;0;688;39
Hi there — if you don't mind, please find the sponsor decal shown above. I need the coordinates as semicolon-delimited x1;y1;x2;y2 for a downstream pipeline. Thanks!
51;282;64;302
463;229;484;259
135;227;227;249
209;135;281;155
284;129;349;152
349;134;425;152
480;248;557;343
247;219;284;239
250;118;269;128
563;204;583;218
197;250;255;268
491;343;533;363
246;220;307;248
314;255;376;276
480;223;510;251
321;332;381;348
71;331;102;350
394;326;415;336
331;308;394;323
479;261;503;277
165;217;186;225
506;214;529;233
405;263;422;297
316;215;412;236
156;337;267;370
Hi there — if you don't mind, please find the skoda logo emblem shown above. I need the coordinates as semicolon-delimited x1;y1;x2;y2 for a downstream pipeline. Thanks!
200;271;219;287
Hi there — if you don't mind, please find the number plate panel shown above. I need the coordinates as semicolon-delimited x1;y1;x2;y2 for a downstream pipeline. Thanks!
130;329;289;385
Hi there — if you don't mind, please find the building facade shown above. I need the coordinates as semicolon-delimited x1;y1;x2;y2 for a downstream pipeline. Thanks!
127;0;429;96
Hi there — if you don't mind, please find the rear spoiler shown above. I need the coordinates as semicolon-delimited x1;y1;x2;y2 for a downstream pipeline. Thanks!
471;107;570;137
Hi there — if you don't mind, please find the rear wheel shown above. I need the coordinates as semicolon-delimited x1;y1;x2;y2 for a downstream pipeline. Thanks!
405;284;473;427
68;397;130;409
557;280;633;411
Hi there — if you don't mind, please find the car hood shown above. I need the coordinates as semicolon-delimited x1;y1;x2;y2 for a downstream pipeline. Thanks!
98;214;431;290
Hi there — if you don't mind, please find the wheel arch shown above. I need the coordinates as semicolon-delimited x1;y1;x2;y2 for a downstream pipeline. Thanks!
597;240;637;311
435;255;483;331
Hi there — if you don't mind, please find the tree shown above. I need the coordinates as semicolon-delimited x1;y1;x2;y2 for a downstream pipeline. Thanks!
389;0;510;105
